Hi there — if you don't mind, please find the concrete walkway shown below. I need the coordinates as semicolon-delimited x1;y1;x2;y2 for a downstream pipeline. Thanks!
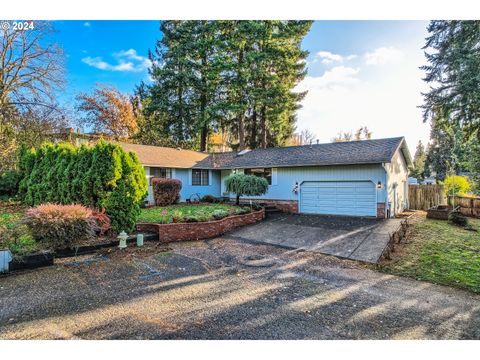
231;213;403;263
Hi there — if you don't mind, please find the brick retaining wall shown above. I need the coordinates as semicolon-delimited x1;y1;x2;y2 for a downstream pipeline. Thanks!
136;208;265;243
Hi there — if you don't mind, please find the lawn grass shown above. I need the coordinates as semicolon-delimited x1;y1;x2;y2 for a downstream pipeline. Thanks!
138;203;244;224
380;215;480;293
0;210;38;255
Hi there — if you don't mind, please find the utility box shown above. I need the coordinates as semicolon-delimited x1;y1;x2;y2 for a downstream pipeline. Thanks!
0;249;13;273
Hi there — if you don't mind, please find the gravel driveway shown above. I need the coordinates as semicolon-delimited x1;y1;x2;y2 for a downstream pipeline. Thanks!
0;236;479;339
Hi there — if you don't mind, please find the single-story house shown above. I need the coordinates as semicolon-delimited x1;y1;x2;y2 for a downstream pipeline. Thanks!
120;136;412;218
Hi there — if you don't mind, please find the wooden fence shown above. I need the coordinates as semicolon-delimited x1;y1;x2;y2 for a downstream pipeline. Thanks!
408;185;446;210
448;196;480;218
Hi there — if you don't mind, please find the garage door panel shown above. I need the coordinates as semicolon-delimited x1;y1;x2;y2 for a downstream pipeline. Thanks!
317;188;336;194
356;189;375;195
337;200;355;207
336;194;353;200
300;181;376;217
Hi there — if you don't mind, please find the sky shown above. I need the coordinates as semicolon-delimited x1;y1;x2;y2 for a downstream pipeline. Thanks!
52;20;431;152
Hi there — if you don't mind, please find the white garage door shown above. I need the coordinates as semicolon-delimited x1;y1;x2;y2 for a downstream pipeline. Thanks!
300;181;376;217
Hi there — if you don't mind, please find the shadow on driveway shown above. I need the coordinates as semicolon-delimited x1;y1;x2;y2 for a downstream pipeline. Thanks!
0;238;479;339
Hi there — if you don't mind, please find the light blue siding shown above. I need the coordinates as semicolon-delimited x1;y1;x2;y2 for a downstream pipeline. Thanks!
220;164;387;204
175;168;221;201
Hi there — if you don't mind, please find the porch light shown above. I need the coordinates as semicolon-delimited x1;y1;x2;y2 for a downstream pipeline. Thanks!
377;181;382;189
118;231;128;249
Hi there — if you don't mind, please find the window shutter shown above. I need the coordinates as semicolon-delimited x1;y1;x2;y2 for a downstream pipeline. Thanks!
272;168;278;185
171;168;176;179
208;170;212;186
188;169;192;185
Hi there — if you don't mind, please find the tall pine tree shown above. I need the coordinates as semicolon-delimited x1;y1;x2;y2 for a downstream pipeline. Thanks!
421;21;480;139
136;21;312;151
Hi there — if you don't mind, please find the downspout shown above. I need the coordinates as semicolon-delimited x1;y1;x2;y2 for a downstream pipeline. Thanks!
382;162;390;218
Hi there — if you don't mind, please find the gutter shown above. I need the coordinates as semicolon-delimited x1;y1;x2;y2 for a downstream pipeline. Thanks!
382;162;390;218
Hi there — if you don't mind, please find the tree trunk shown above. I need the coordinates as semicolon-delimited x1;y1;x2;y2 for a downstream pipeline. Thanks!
236;194;240;205
249;108;257;149
177;82;184;141
199;55;208;152
237;49;246;151
260;105;267;148
238;113;245;150
200;123;208;152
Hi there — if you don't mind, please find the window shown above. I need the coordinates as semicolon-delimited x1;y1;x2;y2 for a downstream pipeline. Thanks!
244;168;272;185
192;169;209;186
149;167;171;185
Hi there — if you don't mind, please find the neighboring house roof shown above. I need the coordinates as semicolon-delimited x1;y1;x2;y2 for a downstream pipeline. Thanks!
118;142;209;168
119;137;412;170
194;137;413;169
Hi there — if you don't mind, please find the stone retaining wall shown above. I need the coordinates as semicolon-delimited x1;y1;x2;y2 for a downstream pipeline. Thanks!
136;208;265;243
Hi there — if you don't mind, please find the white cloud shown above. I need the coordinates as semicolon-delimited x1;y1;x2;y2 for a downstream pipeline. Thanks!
83;22;91;27
364;46;403;65
297;66;359;91
81;49;151;72
295;44;430;152
114;49;151;71
314;51;357;64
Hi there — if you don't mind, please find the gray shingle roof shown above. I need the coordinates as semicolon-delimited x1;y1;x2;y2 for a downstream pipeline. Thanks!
193;137;410;169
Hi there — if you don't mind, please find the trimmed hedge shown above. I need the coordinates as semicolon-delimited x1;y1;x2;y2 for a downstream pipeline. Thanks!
152;178;182;206
18;141;147;233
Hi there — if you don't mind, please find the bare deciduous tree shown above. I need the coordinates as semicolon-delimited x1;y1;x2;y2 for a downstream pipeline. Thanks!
1;21;64;111
76;84;138;139
332;126;372;142
0;21;66;170
300;129;316;145
288;129;317;145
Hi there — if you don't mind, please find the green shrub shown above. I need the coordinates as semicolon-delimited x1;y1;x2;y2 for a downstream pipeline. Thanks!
444;175;471;196
24;204;97;250
235;207;251;215
224;174;269;205
171;210;183;222
184;214;200;223
152;178;182;206
17;145;36;200
0;212;38;255
0;170;22;197
0;225;37;255
201;195;217;203
212;209;228;220
251;202;263;211
18;141;147;233
448;210;469;227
